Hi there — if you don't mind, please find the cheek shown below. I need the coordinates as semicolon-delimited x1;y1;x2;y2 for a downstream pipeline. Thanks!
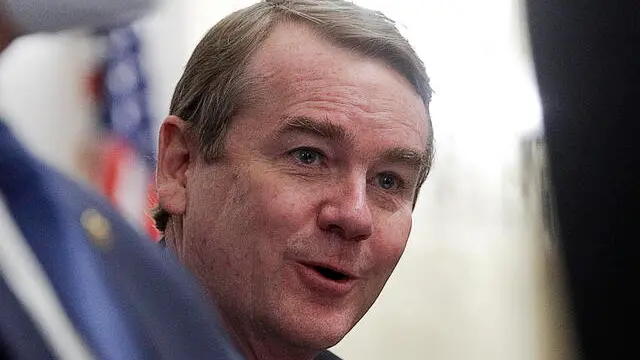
250;173;320;232
183;168;254;262
372;212;412;274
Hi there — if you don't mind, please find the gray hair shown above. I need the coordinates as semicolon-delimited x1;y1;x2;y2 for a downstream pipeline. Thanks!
154;0;433;232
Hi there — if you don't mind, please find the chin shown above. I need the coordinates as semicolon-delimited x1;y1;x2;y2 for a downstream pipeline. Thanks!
277;311;355;350
288;328;348;351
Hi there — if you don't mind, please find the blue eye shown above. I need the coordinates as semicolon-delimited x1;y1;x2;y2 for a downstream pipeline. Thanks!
291;148;323;165
376;173;401;190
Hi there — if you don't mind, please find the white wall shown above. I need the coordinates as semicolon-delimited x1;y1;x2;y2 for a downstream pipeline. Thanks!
0;1;572;359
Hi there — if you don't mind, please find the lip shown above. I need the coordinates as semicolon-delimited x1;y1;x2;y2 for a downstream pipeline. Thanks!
294;261;357;297
299;261;359;280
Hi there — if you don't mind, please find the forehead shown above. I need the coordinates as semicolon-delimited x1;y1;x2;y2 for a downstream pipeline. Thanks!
242;23;430;151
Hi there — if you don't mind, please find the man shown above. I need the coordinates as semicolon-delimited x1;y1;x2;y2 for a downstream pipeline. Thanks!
0;1;243;359
154;1;433;359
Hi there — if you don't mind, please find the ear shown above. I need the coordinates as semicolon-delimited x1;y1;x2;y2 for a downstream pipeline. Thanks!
156;115;192;216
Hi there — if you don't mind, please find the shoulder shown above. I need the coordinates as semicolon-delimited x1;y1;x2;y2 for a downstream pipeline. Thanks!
0;121;244;360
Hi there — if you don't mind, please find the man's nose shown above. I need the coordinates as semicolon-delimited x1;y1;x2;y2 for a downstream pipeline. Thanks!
317;177;373;241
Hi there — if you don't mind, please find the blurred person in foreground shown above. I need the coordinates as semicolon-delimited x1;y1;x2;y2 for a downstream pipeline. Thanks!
0;1;243;359
527;0;639;359
153;1;433;359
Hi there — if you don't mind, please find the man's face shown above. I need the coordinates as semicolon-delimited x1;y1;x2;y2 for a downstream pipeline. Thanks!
170;24;430;351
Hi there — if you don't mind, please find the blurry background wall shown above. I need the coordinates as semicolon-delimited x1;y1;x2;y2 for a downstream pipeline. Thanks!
0;1;574;359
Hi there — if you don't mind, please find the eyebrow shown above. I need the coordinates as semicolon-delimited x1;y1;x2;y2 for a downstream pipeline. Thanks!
379;147;431;173
276;116;355;145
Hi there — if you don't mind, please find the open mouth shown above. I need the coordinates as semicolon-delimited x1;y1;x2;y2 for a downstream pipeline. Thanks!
312;265;350;282
295;262;356;296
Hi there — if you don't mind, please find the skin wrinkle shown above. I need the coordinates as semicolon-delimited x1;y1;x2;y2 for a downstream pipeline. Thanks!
280;90;426;145
255;55;429;160
253;44;425;133
281;116;356;146
283;83;402;122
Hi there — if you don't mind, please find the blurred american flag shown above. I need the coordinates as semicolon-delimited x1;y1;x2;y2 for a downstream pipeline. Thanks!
87;25;159;240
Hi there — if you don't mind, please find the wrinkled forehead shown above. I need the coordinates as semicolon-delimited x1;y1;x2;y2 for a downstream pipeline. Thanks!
245;23;431;148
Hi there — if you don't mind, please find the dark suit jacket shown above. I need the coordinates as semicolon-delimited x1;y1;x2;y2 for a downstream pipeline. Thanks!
316;350;342;360
0;120;244;360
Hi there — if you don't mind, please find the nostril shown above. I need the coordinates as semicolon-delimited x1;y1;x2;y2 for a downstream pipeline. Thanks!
325;224;345;237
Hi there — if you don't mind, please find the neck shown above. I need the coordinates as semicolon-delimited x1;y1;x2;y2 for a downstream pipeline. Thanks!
215;309;320;360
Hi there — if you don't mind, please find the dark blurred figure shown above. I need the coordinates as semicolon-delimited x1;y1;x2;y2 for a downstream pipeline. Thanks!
0;1;243;359
527;1;639;359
